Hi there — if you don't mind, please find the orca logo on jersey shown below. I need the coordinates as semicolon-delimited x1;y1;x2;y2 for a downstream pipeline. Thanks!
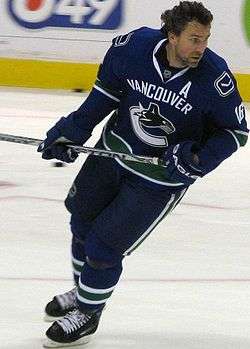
130;102;175;147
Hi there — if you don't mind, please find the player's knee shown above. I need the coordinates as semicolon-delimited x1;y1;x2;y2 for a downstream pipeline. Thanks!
85;233;123;270
86;256;117;270
70;213;91;242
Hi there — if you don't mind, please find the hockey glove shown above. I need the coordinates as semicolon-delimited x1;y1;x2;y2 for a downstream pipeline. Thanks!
163;141;204;186
37;116;90;163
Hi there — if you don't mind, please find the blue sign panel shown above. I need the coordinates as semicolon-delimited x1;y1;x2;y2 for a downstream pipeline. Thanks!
7;0;123;30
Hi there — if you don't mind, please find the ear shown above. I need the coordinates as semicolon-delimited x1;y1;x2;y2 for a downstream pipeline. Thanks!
168;32;178;45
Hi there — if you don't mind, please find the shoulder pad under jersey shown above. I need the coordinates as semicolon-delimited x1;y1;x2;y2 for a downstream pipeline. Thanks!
110;27;166;60
198;48;237;99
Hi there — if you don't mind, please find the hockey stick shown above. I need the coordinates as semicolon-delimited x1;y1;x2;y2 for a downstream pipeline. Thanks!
0;132;165;167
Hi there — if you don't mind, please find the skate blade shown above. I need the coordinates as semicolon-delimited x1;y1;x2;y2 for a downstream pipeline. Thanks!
43;335;91;348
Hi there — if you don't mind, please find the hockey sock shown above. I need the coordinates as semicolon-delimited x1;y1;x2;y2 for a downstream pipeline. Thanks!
71;236;86;285
77;261;123;312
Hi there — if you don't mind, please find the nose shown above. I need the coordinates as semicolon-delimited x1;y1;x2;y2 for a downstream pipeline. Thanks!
197;41;207;54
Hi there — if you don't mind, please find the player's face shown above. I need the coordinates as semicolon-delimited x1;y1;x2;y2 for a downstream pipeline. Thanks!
169;21;211;68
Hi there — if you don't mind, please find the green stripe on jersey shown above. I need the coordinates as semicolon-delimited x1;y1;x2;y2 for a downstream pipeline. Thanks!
104;129;183;186
234;131;248;146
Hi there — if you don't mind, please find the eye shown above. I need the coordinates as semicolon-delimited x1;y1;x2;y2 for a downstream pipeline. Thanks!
190;38;200;44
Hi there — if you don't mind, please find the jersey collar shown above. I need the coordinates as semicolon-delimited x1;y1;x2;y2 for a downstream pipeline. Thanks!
153;39;190;83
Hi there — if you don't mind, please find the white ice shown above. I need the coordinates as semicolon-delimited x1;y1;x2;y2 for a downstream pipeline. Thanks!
0;87;250;349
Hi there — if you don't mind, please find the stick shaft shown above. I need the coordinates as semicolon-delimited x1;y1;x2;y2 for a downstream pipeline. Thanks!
0;132;164;167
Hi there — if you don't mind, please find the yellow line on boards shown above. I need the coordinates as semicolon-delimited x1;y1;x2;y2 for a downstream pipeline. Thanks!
0;58;99;91
0;58;249;101
234;73;250;102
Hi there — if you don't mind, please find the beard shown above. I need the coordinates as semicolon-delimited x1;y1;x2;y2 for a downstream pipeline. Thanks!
175;51;203;68
183;55;202;67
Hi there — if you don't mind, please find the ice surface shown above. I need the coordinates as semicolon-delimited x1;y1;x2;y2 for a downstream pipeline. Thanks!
0;88;249;349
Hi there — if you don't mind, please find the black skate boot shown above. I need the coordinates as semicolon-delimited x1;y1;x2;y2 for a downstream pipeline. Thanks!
44;287;78;322
43;308;103;348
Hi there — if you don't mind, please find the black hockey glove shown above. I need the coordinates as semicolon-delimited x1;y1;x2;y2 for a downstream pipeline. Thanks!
163;141;204;186
37;116;90;163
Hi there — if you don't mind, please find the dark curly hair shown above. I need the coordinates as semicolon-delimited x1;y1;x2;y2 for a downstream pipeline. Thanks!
161;1;213;36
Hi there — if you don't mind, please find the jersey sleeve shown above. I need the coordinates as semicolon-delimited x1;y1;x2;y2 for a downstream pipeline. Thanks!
198;70;249;174
61;36;127;140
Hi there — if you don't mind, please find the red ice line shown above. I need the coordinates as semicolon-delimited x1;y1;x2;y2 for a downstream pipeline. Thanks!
1;276;250;283
0;194;248;211
0;181;17;189
0;195;61;203
0;114;56;119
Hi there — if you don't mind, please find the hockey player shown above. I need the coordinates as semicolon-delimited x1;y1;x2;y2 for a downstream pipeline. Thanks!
38;1;248;347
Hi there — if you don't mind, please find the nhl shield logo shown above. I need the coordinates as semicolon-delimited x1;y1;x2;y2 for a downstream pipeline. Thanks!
130;102;175;146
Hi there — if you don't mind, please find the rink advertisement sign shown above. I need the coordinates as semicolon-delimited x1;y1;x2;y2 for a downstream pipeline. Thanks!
7;0;123;30
1;0;250;71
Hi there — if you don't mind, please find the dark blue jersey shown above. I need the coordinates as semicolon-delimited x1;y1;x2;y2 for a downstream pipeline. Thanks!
69;27;248;187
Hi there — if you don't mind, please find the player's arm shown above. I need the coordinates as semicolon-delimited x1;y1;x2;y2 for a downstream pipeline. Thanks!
162;72;248;186
37;42;125;162
195;73;248;174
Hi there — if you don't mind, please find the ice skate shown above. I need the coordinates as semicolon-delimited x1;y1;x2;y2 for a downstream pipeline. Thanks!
43;308;102;348
44;288;78;322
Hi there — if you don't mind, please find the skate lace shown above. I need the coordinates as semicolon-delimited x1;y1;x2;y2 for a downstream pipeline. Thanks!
57;309;91;334
56;287;77;309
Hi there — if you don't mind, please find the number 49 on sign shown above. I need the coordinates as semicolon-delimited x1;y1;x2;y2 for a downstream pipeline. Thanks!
8;0;123;30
